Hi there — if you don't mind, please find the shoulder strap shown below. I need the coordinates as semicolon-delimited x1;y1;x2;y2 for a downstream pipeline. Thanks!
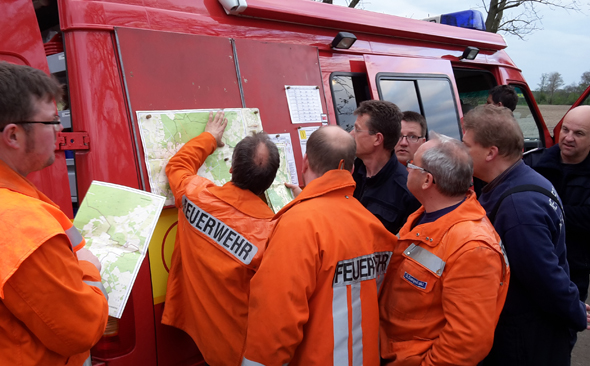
489;184;563;224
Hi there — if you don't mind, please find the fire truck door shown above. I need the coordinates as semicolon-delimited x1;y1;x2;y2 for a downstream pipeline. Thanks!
364;54;463;140
233;39;328;186
0;0;73;217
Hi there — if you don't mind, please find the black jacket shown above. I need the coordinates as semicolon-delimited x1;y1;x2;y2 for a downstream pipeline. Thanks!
352;155;420;234
524;145;590;270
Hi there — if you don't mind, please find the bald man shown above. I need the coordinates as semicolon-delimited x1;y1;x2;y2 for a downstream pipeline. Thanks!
525;105;590;301
241;126;397;366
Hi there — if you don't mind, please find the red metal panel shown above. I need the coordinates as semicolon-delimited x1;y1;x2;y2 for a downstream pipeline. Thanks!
64;31;141;201
115;27;243;194
234;39;326;186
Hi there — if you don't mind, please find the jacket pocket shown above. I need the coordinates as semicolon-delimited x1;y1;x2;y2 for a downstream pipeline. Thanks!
386;257;440;320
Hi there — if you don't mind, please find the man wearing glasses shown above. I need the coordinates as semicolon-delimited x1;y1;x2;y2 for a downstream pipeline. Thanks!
0;62;108;365
380;133;509;366
350;100;420;234
394;111;427;166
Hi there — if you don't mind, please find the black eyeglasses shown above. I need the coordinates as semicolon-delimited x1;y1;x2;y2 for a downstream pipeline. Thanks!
1;120;61;132
399;135;424;143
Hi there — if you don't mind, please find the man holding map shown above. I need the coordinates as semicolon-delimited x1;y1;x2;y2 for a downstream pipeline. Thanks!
162;111;280;366
0;62;108;365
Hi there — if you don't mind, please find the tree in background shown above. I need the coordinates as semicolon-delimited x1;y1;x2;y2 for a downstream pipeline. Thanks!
481;0;581;39
580;72;590;91
546;72;564;104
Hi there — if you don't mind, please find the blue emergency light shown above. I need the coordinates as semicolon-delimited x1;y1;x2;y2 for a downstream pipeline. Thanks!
440;10;486;31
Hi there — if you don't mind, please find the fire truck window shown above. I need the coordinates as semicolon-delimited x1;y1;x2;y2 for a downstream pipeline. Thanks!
512;85;542;146
417;79;461;140
330;74;370;132
379;80;420;113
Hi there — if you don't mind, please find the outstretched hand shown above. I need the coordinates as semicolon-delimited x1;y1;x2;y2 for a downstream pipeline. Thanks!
77;248;102;272
205;111;228;147
285;182;302;198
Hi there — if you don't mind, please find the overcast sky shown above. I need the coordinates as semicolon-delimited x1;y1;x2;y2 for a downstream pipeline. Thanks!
330;0;590;89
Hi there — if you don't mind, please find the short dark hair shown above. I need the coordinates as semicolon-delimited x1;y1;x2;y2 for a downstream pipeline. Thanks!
402;111;427;137
231;132;280;195
354;100;402;151
0;62;62;131
307;126;356;175
463;105;524;160
489;85;518;112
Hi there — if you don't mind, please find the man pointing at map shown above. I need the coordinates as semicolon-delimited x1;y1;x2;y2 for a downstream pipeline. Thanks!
162;111;280;366
0;62;108;365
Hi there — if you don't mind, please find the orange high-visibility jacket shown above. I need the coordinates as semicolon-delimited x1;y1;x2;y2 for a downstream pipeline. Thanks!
162;132;275;366
241;170;398;366
0;160;109;366
379;192;510;366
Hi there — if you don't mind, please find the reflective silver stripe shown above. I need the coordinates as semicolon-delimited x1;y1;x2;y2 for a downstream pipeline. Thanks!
241;358;267;366
498;240;509;267
404;243;445;276
332;285;349;366
351;283;363;366
65;225;84;248
182;196;258;265
84;280;109;300
82;355;92;366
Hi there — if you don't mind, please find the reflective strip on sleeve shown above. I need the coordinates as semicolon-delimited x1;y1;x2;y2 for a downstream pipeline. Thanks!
351;282;363;366
82;355;92;366
84;280;109;300
241;358;267;366
404;243;446;276
332;285;349;366
65;225;85;250
182;196;258;265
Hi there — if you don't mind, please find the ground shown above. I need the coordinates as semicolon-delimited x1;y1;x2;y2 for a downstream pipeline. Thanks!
538;104;571;132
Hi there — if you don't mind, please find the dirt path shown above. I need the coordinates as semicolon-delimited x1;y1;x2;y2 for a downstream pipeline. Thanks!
537;104;571;131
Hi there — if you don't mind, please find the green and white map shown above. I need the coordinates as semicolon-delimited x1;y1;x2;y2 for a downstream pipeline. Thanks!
136;109;263;206
73;181;165;318
265;143;294;213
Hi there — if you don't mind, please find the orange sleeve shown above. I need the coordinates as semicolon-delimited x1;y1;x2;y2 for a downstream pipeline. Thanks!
422;243;506;366
243;213;319;365
2;234;108;357
165;132;217;201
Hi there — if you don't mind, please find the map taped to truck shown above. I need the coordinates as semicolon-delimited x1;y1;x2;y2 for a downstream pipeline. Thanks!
136;108;294;211
73;181;166;318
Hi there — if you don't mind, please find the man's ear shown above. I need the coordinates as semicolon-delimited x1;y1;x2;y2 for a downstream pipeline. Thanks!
422;173;435;190
302;154;309;174
486;146;500;162
1;125;24;150
498;102;504;108
373;132;384;147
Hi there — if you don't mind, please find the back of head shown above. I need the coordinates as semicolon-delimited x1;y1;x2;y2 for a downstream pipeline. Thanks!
421;133;473;197
402;111;427;137
463;104;524;160
231;132;280;196
489;85;518;111
306;126;356;176
354;100;402;151
0;62;62;129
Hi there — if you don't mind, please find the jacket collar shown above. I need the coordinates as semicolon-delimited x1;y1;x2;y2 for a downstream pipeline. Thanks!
209;182;274;219
536;144;590;172
274;170;356;219
400;191;486;247
0;159;56;206
355;154;407;187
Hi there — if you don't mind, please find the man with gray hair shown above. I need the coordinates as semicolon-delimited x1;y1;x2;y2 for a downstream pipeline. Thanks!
379;133;509;366
462;104;589;366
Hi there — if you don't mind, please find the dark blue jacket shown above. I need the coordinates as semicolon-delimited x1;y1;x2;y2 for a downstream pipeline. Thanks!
524;145;590;270
479;161;586;328
352;155;420;234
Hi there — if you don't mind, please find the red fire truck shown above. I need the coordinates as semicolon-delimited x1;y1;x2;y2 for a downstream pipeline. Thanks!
2;0;589;365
